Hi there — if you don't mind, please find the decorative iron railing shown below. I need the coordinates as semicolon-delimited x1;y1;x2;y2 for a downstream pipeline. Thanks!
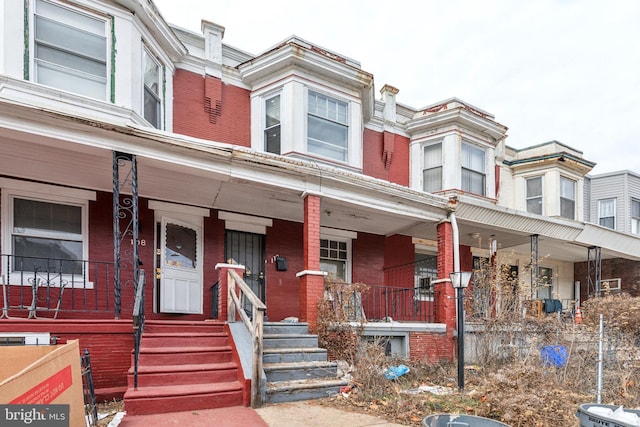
81;348;98;426
1;254;118;318
227;269;266;408
132;269;146;390
360;283;437;323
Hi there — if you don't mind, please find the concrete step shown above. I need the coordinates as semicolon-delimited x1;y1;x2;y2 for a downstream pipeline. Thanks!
141;332;228;348
135;345;233;366
263;334;318;349
263;347;328;364
127;362;238;388
124;381;244;415
265;378;348;404
263;322;309;335
264;361;338;382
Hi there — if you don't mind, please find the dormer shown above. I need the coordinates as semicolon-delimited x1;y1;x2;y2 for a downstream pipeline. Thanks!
240;36;374;171
502;140;595;220
407;98;508;200
0;0;185;130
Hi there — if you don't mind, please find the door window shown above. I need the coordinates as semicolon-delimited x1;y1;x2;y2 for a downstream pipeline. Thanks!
164;223;197;269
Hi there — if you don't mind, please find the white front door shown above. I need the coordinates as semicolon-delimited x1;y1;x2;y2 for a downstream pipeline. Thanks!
159;216;203;314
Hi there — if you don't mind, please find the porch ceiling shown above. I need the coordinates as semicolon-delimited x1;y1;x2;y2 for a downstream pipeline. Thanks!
0;126;444;239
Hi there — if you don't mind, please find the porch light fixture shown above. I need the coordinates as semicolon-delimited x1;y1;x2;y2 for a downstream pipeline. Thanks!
450;271;473;391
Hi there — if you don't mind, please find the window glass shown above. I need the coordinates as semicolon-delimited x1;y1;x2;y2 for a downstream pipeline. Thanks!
34;0;107;100
143;49;161;128
632;199;640;234
423;143;442;193
560;177;576;219
307;91;348;162
536;267;553;299
164;223;197;269
320;238;349;281
598;198;616;229
415;253;437;300
12;198;83;274
265;95;281;154
461;142;486;195
526;176;543;215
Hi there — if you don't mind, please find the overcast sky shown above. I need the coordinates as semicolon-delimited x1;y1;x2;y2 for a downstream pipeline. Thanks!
153;0;640;175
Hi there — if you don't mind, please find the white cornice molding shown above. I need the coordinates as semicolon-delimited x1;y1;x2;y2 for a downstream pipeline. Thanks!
406;107;508;142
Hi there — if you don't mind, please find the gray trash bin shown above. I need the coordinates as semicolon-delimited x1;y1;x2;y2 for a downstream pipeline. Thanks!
423;414;511;427
576;404;640;427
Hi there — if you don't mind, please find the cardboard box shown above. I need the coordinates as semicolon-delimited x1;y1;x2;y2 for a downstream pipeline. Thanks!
0;340;85;427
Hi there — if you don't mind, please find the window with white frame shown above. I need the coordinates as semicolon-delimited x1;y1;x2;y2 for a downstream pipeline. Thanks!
264;95;281;154
632;199;640;234
423;143;442;193
536;266;553;300
143;48;162;129
307;91;348;162
320;238;350;282
461;142;486;196
1;180;94;283
526;176;543;215
560;176;576;219
598;198;616;229
34;0;108;100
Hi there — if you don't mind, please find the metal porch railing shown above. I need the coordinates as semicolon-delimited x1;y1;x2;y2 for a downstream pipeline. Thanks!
360;283;437;323
1;254;117;318
132;269;146;390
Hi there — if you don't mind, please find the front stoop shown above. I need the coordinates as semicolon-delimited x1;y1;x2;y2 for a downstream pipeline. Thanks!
263;322;348;404
124;320;244;415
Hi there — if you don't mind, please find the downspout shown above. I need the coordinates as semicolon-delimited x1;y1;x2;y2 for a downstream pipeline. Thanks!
450;212;460;275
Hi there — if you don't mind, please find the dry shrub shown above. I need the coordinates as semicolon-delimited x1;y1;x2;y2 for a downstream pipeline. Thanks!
582;293;640;337
316;278;367;364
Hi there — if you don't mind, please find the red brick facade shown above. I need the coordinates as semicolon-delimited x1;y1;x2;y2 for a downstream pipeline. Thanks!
172;71;251;147
362;128;410;186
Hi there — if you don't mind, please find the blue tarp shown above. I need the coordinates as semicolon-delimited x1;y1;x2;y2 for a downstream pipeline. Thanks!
540;345;568;367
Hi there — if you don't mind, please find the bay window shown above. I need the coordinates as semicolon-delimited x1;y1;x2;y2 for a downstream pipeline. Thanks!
526;176;543;215
461;142;486;196
143;49;162;129
423;143;442;193
307;91;348;162
34;0;108;100
265;95;281;154
560;177;576;220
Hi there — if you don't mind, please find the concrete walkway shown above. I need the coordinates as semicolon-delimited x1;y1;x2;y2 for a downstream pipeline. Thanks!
114;400;409;427
255;400;408;427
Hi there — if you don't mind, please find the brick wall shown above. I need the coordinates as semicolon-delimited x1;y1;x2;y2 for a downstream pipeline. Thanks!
265;219;303;321
352;232;385;285
0;320;133;401
574;258;640;302
362;128;410;186
172;70;251;146
409;331;452;362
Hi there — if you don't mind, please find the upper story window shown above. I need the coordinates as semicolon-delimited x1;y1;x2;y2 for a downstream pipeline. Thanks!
423;143;442;193
34;0;108;100
307;91;348;162
526;176;543;215
598;198;616;229
265;95;281;154
560;176;576;220
632;199;640;235
461;142;486;196
143;49;162;129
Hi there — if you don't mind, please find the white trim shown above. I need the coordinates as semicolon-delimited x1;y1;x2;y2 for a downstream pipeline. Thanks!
1;180;93;288
320;227;357;239
296;270;327;278
215;263;246;271
218;211;272;234
148;200;210;217
0;178;96;201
